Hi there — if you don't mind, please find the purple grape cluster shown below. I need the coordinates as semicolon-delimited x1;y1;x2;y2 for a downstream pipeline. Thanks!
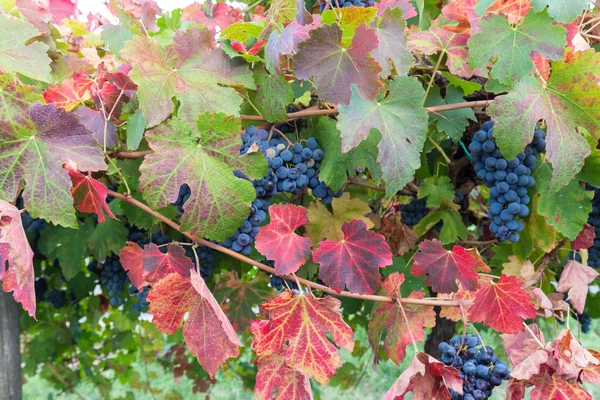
470;121;546;242
585;186;600;269
401;197;428;226
439;335;510;400
100;256;130;306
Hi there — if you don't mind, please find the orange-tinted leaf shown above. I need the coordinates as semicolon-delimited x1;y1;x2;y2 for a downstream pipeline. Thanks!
556;260;599;314
529;366;592;400
252;321;313;400
213;271;273;331
313;219;392;294
255;204;312;275
442;0;530;34
142;243;194;283
368;273;436;365
65;161;115;223
581;349;600;384
379;215;418;256
42;71;93;110
252;291;354;384
254;353;313;400
411;239;479;294
465;248;491;273
147;270;241;377
439;288;475;321
468;274;536;334
546;329;599;380
0;200;35;318
382;352;462;400
572;223;596;251
119;241;146;290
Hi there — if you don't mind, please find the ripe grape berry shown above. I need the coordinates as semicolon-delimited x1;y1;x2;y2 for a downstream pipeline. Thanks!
469;121;546;243
401;197;428;226
439;334;510;400
46;289;67;309
585;186;600;269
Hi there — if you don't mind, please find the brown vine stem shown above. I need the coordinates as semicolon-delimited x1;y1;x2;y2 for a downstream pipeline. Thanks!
457;239;498;246
522;320;546;349
240;99;495;122
107;190;474;307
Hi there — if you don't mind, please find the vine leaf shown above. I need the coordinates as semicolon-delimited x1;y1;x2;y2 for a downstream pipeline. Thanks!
248;68;295;123
489;50;600;192
572;224;596;251
147;270;241;378
556;260;599;314
265;16;322;74
0;73;43;127
468;274;536;334
313;220;392;294
138;114;267;241
87;217;129;261
337;77;428;198
441;0;531;33
65;161;115;223
251;321;313;400
528;367;593;400
293;23;382;105
121;26;254;128
214;271;273;331
502;324;547;380
252;291;355;384
411;239;479;294
0;200;35;318
413;208;469;244
581;349;600;384
374;0;416;19
530;0;588;23
371;7;412;77
42;71;93;111
181;2;243;34
255;204;312;275
382;352;463;400
424;86;476;142
379;215;418;256
548;329;599;380
0;14;52;82
0;103;107;228
418;176;456;208
408;28;475;78
468;10;566;86
119;242;146;290
368;273;436;365
142;243;195;283
306;192;374;245
74;106;118;149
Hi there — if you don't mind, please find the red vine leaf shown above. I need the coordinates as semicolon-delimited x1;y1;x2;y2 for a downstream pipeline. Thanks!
42;71;93;111
572;223;596;251
252;291;355;384
556;260;599;314
546;329;600;380
411;239;479;294
182;2;242;35
119;241;146;290
368;273;436;365
0;200;35;318
65;161;115;223
252;321;312;400
142;243;195;283
581;349;600;384
16;0;51;33
73;106;118;149
382;352;463;400
502;323;546;367
468;274;536;334
255;204;312;275
293;23;382;105
313;219;392;294
147;270;241;377
441;0;530;34
529;365;592;400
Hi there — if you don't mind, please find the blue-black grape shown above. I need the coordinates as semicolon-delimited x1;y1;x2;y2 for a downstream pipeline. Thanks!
46;289;66;309
401;197;428;226
470;121;546;243
100;256;130;307
319;0;374;11
439;334;510;400
584;186;600;269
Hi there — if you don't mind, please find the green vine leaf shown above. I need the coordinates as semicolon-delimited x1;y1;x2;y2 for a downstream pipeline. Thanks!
337;77;428;198
371;7;412;77
468;10;566;86
418;176;455;208
0;14;52;82
248;68;294;123
488;50;600;192
413;208;468;244
121;25;255;128
424;86;476;142
138;113;267;241
530;0;589;23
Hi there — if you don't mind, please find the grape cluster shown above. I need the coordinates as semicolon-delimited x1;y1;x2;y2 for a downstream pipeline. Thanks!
320;0;374;11
100;256;130;307
470;121;546;242
400;197;428;226
259;259;298;291
16;196;47;233
46;289;66;309
129;285;150;313
439;335;510;400
585;186;600;269
186;245;214;279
